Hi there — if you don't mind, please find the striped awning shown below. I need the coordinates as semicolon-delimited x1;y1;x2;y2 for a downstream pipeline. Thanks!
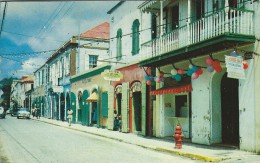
150;84;192;95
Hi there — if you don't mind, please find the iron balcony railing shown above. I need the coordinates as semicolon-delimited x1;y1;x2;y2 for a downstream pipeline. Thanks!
140;7;254;60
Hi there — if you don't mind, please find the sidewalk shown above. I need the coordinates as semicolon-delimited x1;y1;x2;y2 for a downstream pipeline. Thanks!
33;117;257;162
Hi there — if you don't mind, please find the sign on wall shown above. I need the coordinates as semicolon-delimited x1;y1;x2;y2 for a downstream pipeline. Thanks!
101;69;123;81
225;55;245;79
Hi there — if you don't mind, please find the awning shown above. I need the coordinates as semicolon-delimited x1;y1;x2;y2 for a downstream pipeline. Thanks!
86;92;97;102
150;84;192;95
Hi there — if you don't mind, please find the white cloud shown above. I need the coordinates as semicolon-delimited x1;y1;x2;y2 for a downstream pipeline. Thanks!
1;1;119;80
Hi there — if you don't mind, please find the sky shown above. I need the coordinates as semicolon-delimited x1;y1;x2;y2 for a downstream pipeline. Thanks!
0;0;119;81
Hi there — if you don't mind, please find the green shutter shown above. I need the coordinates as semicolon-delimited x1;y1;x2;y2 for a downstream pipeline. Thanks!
102;92;108;118
117;29;122;61
70;92;76;123
132;19;140;55
97;87;100;127
82;90;89;126
141;81;147;136
107;86;114;130
122;82;129;133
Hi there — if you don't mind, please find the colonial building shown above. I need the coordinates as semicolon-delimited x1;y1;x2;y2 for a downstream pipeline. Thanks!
45;36;77;120
33;64;47;117
107;1;151;135
138;0;259;153
70;22;110;127
10;76;34;110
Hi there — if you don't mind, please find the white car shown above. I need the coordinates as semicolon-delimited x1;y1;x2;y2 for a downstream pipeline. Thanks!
17;108;30;119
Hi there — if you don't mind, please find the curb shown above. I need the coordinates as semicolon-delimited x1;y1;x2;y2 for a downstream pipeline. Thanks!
34;119;225;162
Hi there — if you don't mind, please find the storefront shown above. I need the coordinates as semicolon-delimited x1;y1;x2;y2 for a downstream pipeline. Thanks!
70;64;111;128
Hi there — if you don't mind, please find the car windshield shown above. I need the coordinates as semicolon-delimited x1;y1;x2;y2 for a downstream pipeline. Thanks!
19;108;29;112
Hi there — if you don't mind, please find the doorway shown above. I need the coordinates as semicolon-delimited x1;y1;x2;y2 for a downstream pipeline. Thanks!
221;73;239;146
133;92;142;132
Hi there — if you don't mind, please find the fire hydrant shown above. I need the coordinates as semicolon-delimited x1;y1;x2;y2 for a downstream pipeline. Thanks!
173;124;184;149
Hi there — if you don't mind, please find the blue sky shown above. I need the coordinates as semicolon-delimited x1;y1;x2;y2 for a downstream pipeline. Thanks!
0;1;118;81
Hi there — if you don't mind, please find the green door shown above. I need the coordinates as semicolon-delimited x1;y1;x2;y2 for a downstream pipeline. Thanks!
70;92;76;123
141;81;147;136
82;90;89;126
107;86;114;130
122;82;129;133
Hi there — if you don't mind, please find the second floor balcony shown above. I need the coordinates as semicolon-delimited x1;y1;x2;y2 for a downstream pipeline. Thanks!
139;7;255;67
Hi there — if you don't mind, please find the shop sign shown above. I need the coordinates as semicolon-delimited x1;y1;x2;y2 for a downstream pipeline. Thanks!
101;69;123;81
225;55;245;79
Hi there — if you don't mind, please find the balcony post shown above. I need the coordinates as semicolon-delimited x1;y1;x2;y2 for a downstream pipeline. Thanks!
160;0;163;36
224;0;229;33
187;0;191;45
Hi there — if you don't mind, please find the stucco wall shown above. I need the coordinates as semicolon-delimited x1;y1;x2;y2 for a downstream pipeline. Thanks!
71;72;110;127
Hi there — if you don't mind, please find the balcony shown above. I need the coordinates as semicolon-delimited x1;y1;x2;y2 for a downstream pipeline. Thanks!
139;7;255;67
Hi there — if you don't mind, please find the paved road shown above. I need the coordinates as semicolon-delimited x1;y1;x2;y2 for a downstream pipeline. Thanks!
0;115;200;163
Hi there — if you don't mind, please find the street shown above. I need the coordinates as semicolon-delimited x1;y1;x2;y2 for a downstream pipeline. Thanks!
0;115;199;163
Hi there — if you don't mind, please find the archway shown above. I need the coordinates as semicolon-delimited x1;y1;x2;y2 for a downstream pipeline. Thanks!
77;91;83;123
60;93;65;121
66;92;70;120
115;85;122;116
221;73;239;146
131;81;142;132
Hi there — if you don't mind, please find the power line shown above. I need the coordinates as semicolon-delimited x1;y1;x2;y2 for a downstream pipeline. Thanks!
2;30;64;43
0;2;7;36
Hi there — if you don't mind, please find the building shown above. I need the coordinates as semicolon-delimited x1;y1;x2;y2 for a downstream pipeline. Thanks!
45;37;78;120
70;22;111;127
107;1;151;135
138;0;259;153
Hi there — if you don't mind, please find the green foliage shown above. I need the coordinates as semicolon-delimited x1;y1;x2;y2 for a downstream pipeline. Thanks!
0;77;18;107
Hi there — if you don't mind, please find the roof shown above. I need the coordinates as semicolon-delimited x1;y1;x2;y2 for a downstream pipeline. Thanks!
107;1;125;14
80;22;110;40
20;75;34;83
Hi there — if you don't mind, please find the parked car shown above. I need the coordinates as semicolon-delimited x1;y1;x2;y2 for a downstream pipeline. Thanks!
17;107;30;119
0;107;6;119
11;108;19;116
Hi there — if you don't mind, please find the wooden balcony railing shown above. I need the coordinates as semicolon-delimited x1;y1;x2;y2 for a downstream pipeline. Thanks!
140;7;254;60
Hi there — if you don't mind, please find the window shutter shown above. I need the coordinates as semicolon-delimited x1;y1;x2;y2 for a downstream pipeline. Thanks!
122;82;129;132
102;92;108;118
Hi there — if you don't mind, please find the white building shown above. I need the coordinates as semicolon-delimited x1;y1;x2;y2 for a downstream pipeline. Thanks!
137;0;259;153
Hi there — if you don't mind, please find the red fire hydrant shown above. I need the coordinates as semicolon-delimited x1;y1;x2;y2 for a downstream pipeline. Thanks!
173;124;184;149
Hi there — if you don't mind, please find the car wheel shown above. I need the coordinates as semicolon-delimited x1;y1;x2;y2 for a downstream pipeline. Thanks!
17;116;19;119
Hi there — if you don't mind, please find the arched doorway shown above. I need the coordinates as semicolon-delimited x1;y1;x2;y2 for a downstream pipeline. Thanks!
115;85;122;116
77;91;83;123
131;81;142;132
66;92;70;120
221;73;239;146
60;93;65;121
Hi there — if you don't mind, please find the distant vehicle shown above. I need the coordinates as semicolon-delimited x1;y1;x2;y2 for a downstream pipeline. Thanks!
11;108;19;116
0;107;6;119
17;108;30;119
6;108;10;114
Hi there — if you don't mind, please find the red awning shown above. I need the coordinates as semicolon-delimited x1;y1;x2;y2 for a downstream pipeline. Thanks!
150;84;192;95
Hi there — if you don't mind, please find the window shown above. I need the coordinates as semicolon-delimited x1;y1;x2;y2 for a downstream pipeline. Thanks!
89;55;98;69
175;95;188;117
132;19;140;55
116;29;122;61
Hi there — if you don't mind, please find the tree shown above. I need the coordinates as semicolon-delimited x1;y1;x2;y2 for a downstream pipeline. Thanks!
0;77;18;108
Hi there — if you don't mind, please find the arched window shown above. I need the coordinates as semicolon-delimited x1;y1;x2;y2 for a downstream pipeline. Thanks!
116;29;122;61
132;19;140;55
